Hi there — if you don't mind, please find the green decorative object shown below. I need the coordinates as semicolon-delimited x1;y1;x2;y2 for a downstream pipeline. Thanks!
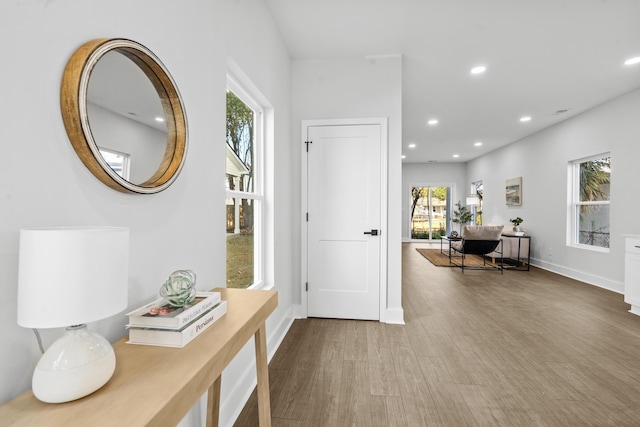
509;217;524;226
160;270;197;307
509;217;524;233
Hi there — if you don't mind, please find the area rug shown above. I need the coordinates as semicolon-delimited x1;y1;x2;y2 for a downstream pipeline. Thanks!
416;248;492;268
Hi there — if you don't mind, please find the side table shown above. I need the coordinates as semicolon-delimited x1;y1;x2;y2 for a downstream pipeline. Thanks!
440;236;462;259
501;233;531;271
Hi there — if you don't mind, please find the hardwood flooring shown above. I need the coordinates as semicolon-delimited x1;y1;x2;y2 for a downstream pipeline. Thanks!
235;243;640;426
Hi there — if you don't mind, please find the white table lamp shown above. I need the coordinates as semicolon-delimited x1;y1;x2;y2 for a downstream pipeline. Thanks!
17;227;129;403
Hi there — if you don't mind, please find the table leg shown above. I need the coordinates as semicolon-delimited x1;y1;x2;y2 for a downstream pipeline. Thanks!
206;376;221;427
255;322;272;427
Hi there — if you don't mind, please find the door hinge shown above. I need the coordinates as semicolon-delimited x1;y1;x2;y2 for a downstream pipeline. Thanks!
305;282;308;291
304;140;312;152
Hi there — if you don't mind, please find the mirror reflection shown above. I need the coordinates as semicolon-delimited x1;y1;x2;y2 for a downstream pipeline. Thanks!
87;51;167;184
61;38;187;194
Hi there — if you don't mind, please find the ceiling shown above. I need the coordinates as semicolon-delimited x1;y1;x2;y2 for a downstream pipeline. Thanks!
264;0;640;163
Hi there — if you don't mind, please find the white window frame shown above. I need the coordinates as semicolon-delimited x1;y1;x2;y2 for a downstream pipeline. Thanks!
226;73;265;289
567;153;610;253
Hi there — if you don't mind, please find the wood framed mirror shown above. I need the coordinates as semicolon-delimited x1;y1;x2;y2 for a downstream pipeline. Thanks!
61;38;187;194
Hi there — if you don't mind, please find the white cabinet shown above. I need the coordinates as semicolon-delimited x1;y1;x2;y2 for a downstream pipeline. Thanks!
624;236;640;316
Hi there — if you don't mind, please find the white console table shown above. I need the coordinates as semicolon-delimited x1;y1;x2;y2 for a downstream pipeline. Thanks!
624;235;640;316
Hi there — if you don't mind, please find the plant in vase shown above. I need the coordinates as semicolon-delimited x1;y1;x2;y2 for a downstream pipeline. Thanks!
451;201;473;236
509;217;524;233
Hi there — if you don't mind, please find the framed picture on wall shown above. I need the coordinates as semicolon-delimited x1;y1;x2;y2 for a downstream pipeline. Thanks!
505;177;522;206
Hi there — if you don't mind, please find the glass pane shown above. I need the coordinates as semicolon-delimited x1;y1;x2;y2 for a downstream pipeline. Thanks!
226;89;256;289
578;204;610;248
226;198;254;288
579;156;610;202
226;90;254;193
472;181;483;225
411;187;428;239
431;187;447;239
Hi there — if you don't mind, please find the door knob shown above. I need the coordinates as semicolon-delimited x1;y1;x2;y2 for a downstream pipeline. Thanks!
364;229;379;236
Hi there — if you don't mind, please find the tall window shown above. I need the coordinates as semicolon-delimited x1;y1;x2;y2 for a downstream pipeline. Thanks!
410;186;450;240
226;78;263;288
470;181;483;226
569;154;611;250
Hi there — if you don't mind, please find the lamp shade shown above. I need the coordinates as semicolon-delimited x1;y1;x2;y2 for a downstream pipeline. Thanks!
466;195;480;206
18;227;129;328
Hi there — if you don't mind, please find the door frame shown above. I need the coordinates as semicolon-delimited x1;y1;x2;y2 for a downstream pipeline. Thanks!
301;118;389;321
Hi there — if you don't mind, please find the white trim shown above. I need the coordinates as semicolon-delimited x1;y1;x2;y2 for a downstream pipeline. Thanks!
531;258;623;294
384;308;405;325
301;118;389;322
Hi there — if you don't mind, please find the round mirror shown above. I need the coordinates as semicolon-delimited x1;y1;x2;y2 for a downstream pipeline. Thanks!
61;38;187;194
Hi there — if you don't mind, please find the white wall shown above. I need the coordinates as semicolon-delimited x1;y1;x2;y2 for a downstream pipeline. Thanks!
402;162;468;240
291;56;404;323
467;88;640;293
0;1;294;426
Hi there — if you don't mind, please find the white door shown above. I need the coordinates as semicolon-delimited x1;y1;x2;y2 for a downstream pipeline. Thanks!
306;124;382;320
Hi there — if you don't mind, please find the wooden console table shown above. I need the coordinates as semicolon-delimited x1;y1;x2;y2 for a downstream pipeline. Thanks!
0;288;278;427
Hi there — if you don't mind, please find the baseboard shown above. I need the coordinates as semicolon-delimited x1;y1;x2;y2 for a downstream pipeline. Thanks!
531;257;624;294
218;305;296;427
384;307;405;324
292;303;306;319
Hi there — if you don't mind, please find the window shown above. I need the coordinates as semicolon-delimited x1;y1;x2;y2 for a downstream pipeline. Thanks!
226;77;264;288
568;154;611;251
470;181;483;225
410;186;450;240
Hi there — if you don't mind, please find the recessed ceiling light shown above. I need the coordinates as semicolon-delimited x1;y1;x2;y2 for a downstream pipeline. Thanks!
155;117;165;122
624;57;640;66
520;116;531;122
428;119;438;125
408;143;416;148
453;154;460;158
474;141;482;147
470;65;487;74
401;155;406;159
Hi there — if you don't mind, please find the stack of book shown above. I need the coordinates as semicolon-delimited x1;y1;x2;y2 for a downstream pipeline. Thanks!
126;291;227;348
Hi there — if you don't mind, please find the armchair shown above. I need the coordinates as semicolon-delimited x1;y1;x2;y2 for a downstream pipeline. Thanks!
450;225;504;273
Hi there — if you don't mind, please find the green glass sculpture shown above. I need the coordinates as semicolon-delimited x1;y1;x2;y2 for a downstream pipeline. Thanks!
159;270;197;307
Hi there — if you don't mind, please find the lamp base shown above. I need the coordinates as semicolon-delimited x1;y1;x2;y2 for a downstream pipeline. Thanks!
32;324;116;403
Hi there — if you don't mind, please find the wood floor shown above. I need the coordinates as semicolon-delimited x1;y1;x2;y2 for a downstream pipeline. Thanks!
235;243;640;426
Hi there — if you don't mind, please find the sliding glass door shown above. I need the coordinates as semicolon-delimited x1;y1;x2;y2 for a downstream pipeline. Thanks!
410;186;450;240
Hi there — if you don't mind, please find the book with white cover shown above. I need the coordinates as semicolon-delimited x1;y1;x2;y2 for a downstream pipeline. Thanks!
128;300;228;348
127;291;221;330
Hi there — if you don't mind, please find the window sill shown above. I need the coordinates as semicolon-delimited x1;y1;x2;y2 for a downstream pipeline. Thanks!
568;243;610;254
